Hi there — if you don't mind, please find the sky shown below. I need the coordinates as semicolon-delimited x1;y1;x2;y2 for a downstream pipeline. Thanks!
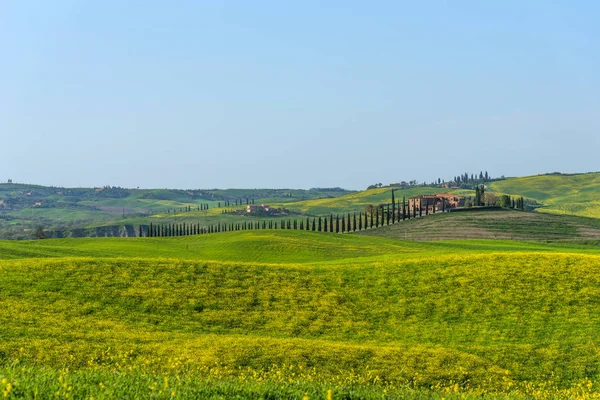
1;1;599;190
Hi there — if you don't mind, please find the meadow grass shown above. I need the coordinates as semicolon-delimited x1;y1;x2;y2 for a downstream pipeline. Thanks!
2;232;600;398
489;172;600;219
360;209;600;242
1;230;599;262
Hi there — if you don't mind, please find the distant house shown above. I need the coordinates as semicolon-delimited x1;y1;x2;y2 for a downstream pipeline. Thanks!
408;193;465;213
34;202;42;207
247;204;271;214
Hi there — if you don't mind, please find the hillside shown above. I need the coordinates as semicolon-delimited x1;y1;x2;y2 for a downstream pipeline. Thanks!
0;183;350;239
271;186;473;215
489;172;600;218
360;208;600;242
2;232;600;398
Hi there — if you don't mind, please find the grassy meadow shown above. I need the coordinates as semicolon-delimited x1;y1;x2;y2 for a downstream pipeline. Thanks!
360;208;600;242
489;172;600;219
2;231;600;398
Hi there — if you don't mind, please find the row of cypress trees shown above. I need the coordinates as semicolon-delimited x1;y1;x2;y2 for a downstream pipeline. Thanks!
141;191;441;237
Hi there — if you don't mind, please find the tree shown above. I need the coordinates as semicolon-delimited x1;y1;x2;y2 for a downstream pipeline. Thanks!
480;185;485;206
391;189;395;220
475;186;481;206
34;226;46;239
499;195;511;208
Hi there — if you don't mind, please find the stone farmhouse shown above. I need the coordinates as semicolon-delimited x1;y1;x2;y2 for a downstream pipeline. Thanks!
409;193;465;213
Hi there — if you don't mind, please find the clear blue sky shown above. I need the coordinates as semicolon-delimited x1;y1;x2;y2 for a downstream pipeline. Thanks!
1;1;599;189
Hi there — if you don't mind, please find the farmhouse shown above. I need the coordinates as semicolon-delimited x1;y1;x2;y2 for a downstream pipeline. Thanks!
247;204;272;214
408;193;465;213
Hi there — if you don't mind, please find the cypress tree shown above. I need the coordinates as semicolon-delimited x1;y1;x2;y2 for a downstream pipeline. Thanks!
358;212;363;231
318;217;322;232
353;213;357;232
341;217;346;233
391;189;395;222
293;219;297;230
306;217;310;231
300;220;304;230
426;199;429;216
324;216;328;232
481;185;486;206
312;218;316;231
336;215;340;233
375;208;379;227
419;198;422;217
370;209;373;228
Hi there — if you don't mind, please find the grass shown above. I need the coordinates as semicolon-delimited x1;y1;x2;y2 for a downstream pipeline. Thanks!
2;230;599;262
2;232;600;398
489;172;600;218
360;209;600;242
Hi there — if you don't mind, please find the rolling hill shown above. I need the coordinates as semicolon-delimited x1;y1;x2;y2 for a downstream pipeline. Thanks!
0;183;350;239
360;208;600;242
2;231;600;398
488;172;600;218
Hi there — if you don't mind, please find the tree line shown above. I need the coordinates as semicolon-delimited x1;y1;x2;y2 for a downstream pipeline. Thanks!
142;192;438;237
139;189;525;238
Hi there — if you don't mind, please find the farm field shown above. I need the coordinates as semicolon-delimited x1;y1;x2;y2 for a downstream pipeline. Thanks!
360;208;600;242
489;172;600;219
2;231;600;398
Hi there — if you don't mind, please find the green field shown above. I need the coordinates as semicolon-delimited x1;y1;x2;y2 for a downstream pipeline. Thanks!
489;172;600;218
360;208;600;242
2;231;600;398
0;184;350;239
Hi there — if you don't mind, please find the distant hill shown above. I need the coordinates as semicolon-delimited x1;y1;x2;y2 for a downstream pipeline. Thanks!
0;183;351;239
489;172;600;218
